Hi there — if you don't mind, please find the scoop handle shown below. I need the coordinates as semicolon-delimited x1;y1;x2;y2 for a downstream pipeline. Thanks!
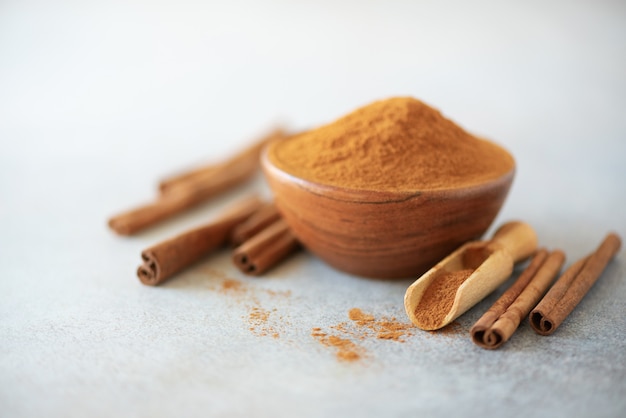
490;221;538;263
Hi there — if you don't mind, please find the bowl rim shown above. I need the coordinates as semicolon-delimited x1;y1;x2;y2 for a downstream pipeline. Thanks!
261;144;516;204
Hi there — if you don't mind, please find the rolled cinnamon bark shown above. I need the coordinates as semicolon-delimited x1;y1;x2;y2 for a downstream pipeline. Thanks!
137;196;263;286
108;129;286;236
232;218;300;276
529;257;587;333
530;233;621;336
471;250;565;349
471;249;548;347
159;128;286;194
109;154;263;235
230;203;281;246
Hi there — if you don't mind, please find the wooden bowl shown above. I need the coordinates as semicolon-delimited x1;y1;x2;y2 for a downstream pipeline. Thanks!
261;146;515;279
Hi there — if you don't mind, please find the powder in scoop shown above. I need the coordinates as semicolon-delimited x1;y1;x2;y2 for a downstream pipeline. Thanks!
414;269;474;329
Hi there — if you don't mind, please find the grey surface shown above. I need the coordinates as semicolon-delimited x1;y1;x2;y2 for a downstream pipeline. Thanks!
1;1;625;417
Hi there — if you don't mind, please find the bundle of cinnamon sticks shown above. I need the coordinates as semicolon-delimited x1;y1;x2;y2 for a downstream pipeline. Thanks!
108;129;301;286
471;232;621;349
137;196;300;286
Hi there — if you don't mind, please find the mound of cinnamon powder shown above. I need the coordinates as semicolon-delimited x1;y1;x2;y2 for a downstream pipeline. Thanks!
269;97;514;191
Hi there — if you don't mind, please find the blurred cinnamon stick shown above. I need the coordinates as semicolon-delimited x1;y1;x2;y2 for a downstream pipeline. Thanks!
108;128;286;235
230;203;281;246
233;218;299;276
530;233;621;336
159;128;286;194
137;195;263;286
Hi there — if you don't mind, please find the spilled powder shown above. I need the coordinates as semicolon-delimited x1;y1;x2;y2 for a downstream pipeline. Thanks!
203;268;466;362
413;269;474;329
312;308;415;362
205;268;468;363
348;308;414;342
201;267;290;339
311;328;363;362
265;289;292;298
222;278;244;292
202;268;247;294
249;307;281;338
348;308;375;325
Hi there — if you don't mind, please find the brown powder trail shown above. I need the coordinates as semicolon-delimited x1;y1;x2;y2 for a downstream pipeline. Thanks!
376;321;412;340
222;278;244;292
265;289;292;298
249;307;270;324
348;308;414;342
311;329;363;362
312;308;416;362
348;308;374;325
202;268;247;295
206;269;417;355
248;307;281;338
202;268;289;339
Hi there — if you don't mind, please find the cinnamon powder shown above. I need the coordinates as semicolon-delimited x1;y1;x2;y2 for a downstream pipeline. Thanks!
202;269;289;338
269;97;513;191
312;308;414;362
311;328;363;362
248;307;281;338
205;270;417;361
414;269;474;329
348;308;413;341
348;308;375;325
222;278;243;292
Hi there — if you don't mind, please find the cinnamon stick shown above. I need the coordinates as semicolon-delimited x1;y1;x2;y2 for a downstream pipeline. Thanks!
471;249;548;346
232;218;300;276
471;249;565;349
229;203;281;246
108;129;285;236
108;167;254;235
137;196;263;286
159;128;286;194
530;233;621;336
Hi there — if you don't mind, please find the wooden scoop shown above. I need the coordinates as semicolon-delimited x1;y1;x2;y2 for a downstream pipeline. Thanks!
404;221;538;330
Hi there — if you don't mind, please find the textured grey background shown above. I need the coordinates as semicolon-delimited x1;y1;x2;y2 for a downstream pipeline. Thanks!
1;1;625;417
